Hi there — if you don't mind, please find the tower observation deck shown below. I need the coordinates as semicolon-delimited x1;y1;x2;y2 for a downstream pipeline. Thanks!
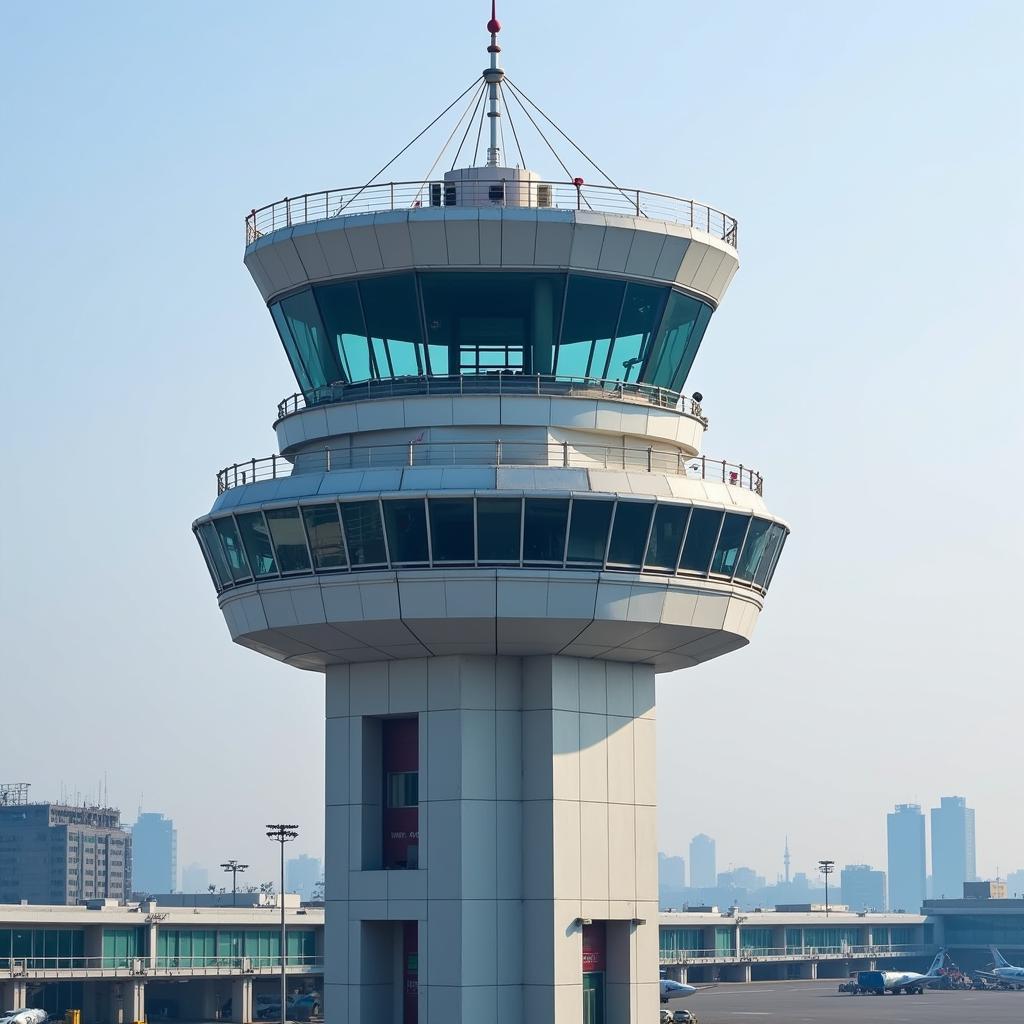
192;10;788;1023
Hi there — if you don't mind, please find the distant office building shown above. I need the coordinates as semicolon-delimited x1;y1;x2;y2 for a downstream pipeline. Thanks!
132;812;177;895
658;853;686;890
286;854;322;901
887;803;926;912
717;866;765;891
1006;869;1024;899
0;800;131;904
930;796;976;900
689;834;717;889
841;864;886;911
181;863;210;893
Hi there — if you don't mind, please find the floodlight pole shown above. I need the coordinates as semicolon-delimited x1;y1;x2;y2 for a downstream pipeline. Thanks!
818;859;835;919
267;824;299;1024
220;859;248;907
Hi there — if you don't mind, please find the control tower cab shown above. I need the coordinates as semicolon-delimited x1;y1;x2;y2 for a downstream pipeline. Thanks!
192;9;788;1024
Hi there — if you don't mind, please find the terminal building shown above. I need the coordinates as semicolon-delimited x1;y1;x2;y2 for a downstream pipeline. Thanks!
190;10;789;1024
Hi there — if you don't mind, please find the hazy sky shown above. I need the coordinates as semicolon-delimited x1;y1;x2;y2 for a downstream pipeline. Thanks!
1;1;1021;890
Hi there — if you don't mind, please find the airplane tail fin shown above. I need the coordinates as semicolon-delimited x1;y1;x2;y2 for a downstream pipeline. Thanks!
927;949;946;976
991;946;1012;968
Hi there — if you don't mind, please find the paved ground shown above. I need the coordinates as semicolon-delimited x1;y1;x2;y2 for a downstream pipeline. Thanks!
684;979;1024;1023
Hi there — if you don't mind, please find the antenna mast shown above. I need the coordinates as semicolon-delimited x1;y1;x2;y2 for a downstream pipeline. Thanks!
483;1;504;165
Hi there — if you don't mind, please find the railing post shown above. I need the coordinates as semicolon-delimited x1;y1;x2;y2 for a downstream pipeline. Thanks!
739;464;744;489
647;446;653;472
233;463;238;489
325;446;331;472
677;451;683;475
408;443;414;466
304;194;308;222
496;439;502;465
285;197;291;227
562;441;569;467
271;456;277;479
701;455;706;480
390;182;394;210
251;457;257;482
635;189;640;215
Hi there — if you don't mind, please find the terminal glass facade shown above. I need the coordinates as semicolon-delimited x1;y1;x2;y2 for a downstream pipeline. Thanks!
269;272;713;396
102;927;147;967
659;927;703;958
197;497;787;597
156;928;316;967
0;928;84;968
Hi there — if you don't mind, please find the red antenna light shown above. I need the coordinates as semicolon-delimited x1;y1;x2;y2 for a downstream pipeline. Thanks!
487;0;501;34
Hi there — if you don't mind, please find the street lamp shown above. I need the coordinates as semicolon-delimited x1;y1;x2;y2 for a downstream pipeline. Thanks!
267;824;299;1024
220;860;249;907
818;859;835;919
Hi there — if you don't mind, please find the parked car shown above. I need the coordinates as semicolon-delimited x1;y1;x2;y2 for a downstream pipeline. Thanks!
660;1011;673;1024
672;1011;698;1024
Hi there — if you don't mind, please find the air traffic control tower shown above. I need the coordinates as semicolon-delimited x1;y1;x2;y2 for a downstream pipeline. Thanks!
192;11;788;1024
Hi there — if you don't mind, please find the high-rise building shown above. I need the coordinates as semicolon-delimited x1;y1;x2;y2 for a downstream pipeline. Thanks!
1006;869;1024;899
131;812;177;895
181;863;210;893
0;797;131;905
840;864;886;911
658;853;686;890
286;854;323;901
930;796;976;900
887;803;926;912
689;835;717;889
190;10;788;1022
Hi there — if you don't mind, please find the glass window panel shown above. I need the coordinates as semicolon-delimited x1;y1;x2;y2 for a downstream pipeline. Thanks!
753;524;784;588
710;513;750;576
644;504;689;570
566;499;614;565
643;291;706;390
270;303;313;395
734;518;772;582
44;930;58;959
477;498;522;562
427;343;449;375
302;504;347;570
386;772;419;808
764;531;787;590
606;282;666;384
213;517;251;582
278;289;338;389
235;511;277;577
420;272;563;377
678;508;722;574
357;275;423;380
522;498;569;563
313;281;368;384
197;522;232;589
669;303;712;393
607;501;654;567
556;274;625;379
264;508;312;573
428;499;475;563
383;499;429;563
340;501;388;566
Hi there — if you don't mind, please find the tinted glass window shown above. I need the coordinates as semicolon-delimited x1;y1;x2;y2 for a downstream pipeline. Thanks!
734;517;772;582
764;531;787;590
197;522;232;589
359;274;425;379
710;513;750;576
302;504;348;570
278;289;338;389
271;304;313;394
264;508;312;573
213;517;251;582
428;499;475;562
678;508;722;574
523;498;569;563
235;511;277;577
606;282;665;384
556;274;625;379
314;281;368;384
644;504;690;571
477;498;522;562
383;499;429;563
341;501;387;566
646;291;704;390
753;524;785;589
607;502;654;567
566;499;614;564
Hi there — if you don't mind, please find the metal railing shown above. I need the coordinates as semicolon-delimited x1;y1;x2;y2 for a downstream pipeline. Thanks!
216;442;762;496
658;944;932;964
276;374;702;421
245;180;738;247
1;955;322;977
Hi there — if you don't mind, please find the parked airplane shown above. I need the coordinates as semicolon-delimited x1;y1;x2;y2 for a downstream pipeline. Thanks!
868;950;948;995
660;978;697;1002
0;1010;48;1024
974;947;1024;989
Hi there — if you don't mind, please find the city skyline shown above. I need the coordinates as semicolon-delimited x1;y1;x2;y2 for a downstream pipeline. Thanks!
2;0;1021;884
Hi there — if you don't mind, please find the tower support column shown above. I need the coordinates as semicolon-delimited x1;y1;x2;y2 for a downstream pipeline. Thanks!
325;654;659;1024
